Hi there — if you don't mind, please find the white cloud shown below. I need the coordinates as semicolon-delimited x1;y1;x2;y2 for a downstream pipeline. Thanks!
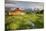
5;3;17;7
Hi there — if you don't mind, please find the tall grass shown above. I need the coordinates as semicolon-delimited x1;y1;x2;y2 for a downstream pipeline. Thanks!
5;13;44;30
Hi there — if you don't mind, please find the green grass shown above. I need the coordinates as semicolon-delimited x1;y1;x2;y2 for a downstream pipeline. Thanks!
5;13;44;30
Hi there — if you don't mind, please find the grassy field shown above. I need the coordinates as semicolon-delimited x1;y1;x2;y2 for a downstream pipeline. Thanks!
5;13;44;30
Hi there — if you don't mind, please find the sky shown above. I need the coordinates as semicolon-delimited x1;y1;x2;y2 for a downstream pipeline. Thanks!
5;0;44;10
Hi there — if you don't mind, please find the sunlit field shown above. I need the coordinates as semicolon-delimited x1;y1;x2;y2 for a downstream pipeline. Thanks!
5;13;44;30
